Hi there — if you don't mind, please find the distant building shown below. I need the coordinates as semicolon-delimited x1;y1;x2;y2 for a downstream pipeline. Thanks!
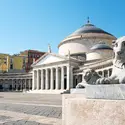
20;50;45;72
0;53;27;73
0;53;9;72
0;50;45;91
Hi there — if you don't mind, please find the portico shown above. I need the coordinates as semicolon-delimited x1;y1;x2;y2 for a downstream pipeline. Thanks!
31;52;81;94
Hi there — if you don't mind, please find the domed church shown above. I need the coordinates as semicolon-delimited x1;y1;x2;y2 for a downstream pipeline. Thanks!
31;19;117;94
59;19;116;60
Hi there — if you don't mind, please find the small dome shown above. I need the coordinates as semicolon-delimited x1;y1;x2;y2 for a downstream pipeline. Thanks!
91;43;113;50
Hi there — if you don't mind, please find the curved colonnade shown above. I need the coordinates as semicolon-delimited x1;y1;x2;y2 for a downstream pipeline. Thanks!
0;73;32;91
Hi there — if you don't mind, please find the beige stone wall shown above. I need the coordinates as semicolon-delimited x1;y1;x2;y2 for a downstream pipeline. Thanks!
62;94;125;125
87;49;113;60
59;38;113;56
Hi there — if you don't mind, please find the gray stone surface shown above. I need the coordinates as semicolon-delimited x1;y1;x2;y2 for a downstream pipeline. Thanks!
0;103;61;119
3;120;52;125
0;93;62;125
71;84;125;100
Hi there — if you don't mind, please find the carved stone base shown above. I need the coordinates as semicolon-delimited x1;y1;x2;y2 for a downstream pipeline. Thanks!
62;94;125;125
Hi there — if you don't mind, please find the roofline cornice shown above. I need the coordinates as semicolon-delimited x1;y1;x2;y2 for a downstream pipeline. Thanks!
58;33;117;48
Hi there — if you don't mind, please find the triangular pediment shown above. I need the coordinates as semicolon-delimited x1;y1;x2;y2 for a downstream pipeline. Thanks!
33;53;66;66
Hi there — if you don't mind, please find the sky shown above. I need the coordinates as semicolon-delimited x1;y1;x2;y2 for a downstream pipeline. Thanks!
0;0;125;55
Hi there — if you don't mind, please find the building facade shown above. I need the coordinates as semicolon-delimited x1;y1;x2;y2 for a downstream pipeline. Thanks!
30;20;117;94
0;50;45;73
0;50;45;91
0;20;118;93
0;53;27;73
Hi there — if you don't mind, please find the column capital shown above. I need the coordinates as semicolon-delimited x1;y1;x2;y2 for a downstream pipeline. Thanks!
61;66;64;68
46;68;49;71
51;67;54;70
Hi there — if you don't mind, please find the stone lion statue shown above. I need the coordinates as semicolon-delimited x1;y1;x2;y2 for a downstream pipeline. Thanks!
76;36;125;88
76;69;101;88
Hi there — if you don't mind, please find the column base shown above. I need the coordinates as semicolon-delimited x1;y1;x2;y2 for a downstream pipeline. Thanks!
27;89;67;94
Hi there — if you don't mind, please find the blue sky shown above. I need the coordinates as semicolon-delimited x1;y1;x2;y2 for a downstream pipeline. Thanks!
0;0;125;55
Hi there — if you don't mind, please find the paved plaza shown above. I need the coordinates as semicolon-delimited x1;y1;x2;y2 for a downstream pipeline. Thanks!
0;92;62;125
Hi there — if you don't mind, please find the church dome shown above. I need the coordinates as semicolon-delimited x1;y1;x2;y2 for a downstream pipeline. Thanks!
58;19;116;56
91;43;113;50
87;43;113;61
69;23;114;37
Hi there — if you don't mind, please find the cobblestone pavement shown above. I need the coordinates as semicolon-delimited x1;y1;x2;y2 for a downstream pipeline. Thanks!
0;92;62;125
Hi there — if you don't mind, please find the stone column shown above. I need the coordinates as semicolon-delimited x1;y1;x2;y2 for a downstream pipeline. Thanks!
20;80;22;90
28;79;31;90
102;71;105;77
45;69;49;89
61;66;64;90
25;79;27;90
67;66;70;90
73;75;76;88
18;80;20;91
11;79;14;91
41;69;44;90
22;79;24;90
70;67;73;88
108;69;110;77
16;80;18;91
37;70;40;90
56;67;59;90
50;68;54;90
22;80;24;90
32;70;35;90
59;68;61;89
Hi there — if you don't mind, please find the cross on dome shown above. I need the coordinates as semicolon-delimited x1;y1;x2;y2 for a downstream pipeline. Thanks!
87;17;90;23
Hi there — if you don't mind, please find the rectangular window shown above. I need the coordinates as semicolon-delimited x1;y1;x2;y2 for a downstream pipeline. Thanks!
10;64;13;69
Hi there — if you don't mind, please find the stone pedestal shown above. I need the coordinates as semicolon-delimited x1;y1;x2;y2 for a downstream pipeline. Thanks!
62;84;125;125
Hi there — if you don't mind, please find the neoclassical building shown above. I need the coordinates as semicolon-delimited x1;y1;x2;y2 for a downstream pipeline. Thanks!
0;19;117;93
30;20;117;94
